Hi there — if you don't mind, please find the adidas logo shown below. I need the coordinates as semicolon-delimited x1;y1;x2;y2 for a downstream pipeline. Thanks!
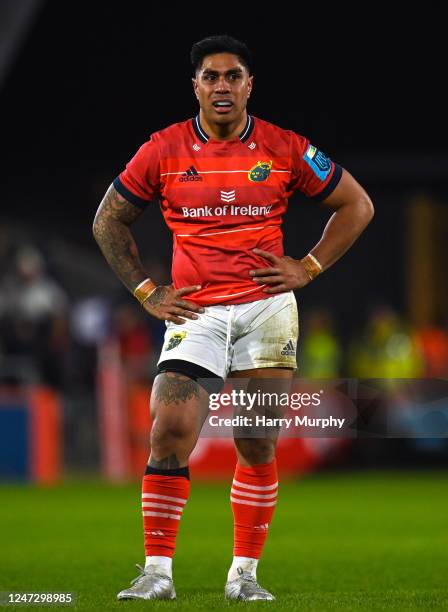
254;523;269;531
147;530;164;536
281;340;295;356
184;166;198;176
179;165;203;182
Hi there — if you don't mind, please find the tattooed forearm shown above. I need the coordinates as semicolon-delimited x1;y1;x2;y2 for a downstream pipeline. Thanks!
154;372;200;405
149;453;181;469
92;185;147;292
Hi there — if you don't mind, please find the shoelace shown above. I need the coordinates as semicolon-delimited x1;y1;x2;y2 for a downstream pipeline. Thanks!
238;571;262;588
130;564;170;586
131;564;148;585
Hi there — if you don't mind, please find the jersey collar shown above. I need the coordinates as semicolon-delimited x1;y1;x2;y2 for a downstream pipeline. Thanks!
192;114;254;144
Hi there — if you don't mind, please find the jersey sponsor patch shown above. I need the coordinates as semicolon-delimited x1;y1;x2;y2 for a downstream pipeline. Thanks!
248;160;272;182
303;145;332;180
165;331;187;351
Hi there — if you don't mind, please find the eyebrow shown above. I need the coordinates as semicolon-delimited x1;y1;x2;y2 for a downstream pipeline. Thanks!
202;68;244;76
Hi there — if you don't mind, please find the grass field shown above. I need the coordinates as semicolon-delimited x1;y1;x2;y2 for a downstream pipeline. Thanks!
1;472;448;611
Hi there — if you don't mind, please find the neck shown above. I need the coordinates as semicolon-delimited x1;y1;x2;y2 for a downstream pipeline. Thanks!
199;110;248;141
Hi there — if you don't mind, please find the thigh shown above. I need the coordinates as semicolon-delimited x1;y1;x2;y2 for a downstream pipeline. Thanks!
151;371;211;434
231;292;299;373
231;366;294;407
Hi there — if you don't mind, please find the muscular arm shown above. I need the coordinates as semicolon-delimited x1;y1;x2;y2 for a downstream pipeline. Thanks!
93;184;204;323
251;168;374;292
311;168;374;270
92;184;147;292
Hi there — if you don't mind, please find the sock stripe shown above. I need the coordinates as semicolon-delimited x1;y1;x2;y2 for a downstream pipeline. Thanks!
231;487;277;500
232;479;278;492
142;472;191;558
230;496;277;507
231;460;278;559
143;511;182;520
142;493;187;504
142;502;184;513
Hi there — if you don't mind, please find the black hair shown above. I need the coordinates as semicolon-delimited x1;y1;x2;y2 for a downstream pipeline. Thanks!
190;35;253;75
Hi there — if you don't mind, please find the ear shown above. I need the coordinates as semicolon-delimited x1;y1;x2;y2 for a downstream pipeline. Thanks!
192;77;199;100
247;75;254;99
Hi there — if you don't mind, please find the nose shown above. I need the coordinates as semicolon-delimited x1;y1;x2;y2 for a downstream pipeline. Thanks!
214;75;230;93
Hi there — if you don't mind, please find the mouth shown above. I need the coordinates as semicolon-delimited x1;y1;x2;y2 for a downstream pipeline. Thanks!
212;100;234;114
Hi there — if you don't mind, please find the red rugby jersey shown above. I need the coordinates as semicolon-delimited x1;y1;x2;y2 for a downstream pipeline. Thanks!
113;115;342;305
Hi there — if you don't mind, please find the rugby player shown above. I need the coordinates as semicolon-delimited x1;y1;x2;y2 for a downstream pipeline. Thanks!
93;34;374;601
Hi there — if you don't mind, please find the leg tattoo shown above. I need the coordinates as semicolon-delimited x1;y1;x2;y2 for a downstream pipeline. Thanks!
154;373;200;405
149;453;181;469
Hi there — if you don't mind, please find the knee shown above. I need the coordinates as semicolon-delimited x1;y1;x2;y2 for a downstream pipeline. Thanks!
150;414;192;452
234;438;276;465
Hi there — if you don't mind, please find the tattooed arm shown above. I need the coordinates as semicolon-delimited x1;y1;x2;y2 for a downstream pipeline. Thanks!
92;184;147;291
93;185;204;323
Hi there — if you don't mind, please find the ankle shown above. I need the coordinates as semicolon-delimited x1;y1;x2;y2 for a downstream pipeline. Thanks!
145;555;173;578
227;556;259;582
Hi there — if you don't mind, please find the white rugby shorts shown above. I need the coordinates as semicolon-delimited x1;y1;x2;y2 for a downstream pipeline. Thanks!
157;291;298;379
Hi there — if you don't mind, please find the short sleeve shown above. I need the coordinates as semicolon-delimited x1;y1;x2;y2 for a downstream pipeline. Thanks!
288;132;342;201
113;135;160;209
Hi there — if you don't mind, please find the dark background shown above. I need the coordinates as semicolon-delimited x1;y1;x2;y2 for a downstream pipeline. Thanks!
1;1;447;336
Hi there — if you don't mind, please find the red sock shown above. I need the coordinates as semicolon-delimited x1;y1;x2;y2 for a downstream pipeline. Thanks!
142;467;190;558
231;460;278;559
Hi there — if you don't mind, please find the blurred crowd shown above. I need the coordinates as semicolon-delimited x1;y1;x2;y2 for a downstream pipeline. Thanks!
0;241;166;392
301;307;448;380
1;242;448;392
